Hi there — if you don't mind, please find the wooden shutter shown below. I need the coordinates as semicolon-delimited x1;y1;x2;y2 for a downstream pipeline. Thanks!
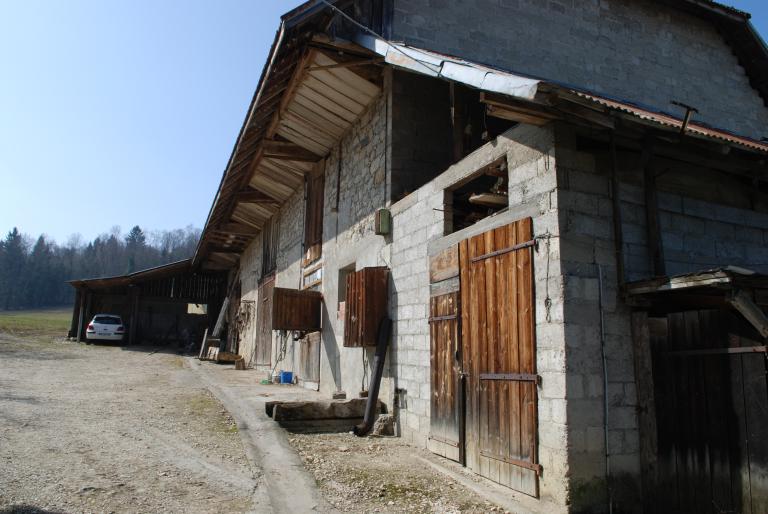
303;167;324;265
460;217;539;497
343;267;389;347
262;217;279;277
255;276;275;366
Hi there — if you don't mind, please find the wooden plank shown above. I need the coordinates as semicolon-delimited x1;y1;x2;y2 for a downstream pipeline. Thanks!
430;276;460;297
299;332;321;383
262;139;322;162
296;78;363;120
631;311;658;512
255;276;275;366
507;221;523;492
429;245;460;283
271;287;322;331
496;225;512;488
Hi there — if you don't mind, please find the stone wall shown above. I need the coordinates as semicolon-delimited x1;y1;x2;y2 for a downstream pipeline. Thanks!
317;88;392;398
390;0;768;140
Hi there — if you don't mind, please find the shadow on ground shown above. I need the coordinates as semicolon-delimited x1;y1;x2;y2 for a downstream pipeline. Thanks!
0;506;67;514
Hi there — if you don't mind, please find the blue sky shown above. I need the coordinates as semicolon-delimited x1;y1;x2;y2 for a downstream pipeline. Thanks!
0;0;766;244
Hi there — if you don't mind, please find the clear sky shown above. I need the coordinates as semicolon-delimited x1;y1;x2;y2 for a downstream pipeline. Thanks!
0;0;766;244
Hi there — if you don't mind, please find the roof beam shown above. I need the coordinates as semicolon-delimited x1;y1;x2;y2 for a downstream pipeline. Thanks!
234;188;281;204
214;223;261;237
262;139;322;162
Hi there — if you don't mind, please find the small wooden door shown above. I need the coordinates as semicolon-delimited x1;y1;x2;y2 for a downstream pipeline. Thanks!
649;310;768;513
428;289;464;462
298;332;321;388
460;218;539;497
255;275;275;366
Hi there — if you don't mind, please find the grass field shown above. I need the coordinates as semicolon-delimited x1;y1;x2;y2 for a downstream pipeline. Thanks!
0;308;72;337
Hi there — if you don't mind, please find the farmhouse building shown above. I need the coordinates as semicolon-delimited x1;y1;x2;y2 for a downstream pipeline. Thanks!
70;1;768;512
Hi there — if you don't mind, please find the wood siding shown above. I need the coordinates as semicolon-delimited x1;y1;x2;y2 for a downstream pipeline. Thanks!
428;291;463;463
459;217;538;497
343;267;389;347
255;276;275;366
271;287;322;331
303;166;324;266
650;310;768;514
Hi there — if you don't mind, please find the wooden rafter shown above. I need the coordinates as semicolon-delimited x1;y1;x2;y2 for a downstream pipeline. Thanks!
263;139;322;162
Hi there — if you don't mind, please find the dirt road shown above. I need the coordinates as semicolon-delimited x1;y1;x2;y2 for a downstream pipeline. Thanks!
0;326;508;514
0;334;255;513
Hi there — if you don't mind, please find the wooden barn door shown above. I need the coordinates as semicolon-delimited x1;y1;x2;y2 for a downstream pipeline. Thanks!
650;310;768;514
255;276;275;366
428;244;463;462
459;217;539;497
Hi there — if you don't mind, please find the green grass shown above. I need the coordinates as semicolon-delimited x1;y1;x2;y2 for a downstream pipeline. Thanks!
0;307;72;337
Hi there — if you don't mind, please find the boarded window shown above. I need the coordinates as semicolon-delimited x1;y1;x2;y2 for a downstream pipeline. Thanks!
261;216;279;277
303;167;324;265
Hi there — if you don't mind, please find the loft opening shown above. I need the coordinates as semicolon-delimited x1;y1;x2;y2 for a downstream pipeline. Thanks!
444;156;509;234
390;71;516;202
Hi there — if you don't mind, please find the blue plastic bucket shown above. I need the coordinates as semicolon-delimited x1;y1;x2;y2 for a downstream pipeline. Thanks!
280;371;293;384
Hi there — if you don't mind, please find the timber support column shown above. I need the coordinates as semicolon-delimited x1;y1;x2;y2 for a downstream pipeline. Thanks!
631;311;658;512
69;288;82;338
76;289;88;342
128;285;140;346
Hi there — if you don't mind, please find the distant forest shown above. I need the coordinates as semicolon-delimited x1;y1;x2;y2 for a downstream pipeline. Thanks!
0;225;200;310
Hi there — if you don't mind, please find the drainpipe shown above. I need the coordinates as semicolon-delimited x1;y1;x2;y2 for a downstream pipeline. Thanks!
598;264;613;514
354;317;392;436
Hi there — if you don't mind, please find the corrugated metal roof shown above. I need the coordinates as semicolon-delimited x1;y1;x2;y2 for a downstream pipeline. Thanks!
358;34;768;154
572;91;768;153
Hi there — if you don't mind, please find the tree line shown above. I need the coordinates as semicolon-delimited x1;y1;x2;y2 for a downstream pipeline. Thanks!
0;225;201;310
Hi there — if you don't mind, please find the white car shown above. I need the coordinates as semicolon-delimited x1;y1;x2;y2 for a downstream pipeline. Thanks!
86;314;126;341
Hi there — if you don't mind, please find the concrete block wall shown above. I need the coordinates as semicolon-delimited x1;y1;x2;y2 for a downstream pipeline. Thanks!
390;0;768;140
554;122;768;512
389;123;572;511
554;125;641;512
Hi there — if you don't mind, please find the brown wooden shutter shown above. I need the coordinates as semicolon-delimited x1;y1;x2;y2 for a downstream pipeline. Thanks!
343;267;389;347
303;167;325;265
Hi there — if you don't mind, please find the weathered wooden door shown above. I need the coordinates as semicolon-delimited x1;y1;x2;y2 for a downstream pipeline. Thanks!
298;331;321;388
428;245;463;462
255;276;274;366
459;218;539;497
649;310;768;514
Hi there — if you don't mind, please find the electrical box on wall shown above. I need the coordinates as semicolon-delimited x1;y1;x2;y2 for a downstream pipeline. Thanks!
374;208;391;235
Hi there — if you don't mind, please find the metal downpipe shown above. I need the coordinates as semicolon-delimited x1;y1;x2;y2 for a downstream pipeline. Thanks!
354;317;392;436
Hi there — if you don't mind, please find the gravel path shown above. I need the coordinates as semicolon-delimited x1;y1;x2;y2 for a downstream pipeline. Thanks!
0;334;255;514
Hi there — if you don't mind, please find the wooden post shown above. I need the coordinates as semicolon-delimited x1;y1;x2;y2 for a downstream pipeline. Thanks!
609;135;626;289
450;82;466;162
128;285;140;346
642;147;665;277
631;311;658;513
69;288;82;338
76;290;88;342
